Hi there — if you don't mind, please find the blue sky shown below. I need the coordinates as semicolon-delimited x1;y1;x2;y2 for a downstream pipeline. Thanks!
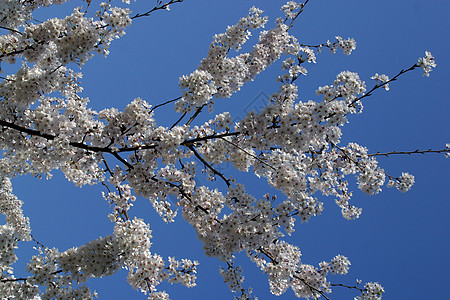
9;0;450;299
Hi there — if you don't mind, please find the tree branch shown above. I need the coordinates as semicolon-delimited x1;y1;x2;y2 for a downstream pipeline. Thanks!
330;282;364;292
150;96;182;113
369;148;449;157
130;0;184;19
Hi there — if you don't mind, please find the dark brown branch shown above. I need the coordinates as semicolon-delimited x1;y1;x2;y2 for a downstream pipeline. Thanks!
323;62;422;124
31;234;47;250
0;277;29;283
102;157;114;176
0;39;48;59
117;143;158;153
182;131;241;147
0;270;63;283
330;282;364;292
186;104;207;126
188;145;231;187
0;119;108;152
0;25;22;35
0;119;120;154
300;38;345;52
170;112;187;130
117;131;242;152
0;120;138;170
111;151;133;170
0;120;55;140
0;118;242;154
330;282;384;298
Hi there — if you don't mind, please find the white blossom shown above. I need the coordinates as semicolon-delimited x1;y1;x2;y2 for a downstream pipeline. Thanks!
417;51;436;77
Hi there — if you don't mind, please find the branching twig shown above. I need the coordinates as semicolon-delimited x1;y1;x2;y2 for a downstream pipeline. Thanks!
350;63;419;107
130;0;184;19
186;104;207;126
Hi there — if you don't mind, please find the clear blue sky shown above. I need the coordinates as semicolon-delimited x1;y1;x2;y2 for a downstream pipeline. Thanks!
10;1;450;299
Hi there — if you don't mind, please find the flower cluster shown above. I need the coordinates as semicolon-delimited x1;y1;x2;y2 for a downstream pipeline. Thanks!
114;218;198;296
0;0;68;31
0;177;31;241
417;51;436;77
0;177;31;279
24;246;97;299
177;70;217;112
355;282;384;300
0;225;18;275
281;1;301;19
57;235;124;281
387;172;415;192
317;71;366;102
328;36;357;55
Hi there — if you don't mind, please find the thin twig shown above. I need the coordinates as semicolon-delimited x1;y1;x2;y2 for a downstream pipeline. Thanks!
170;112;187;130
369;148;449;157
186;104;207;126
350;63;419;107
330;283;364;292
130;0;184;19
150;96;182;113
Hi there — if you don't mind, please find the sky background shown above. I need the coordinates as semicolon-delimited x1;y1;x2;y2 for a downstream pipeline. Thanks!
7;0;449;299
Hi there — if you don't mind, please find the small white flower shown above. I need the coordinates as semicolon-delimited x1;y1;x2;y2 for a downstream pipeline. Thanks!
417;51;436;77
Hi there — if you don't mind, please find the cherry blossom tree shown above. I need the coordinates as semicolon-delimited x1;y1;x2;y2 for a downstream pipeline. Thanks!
0;0;447;299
